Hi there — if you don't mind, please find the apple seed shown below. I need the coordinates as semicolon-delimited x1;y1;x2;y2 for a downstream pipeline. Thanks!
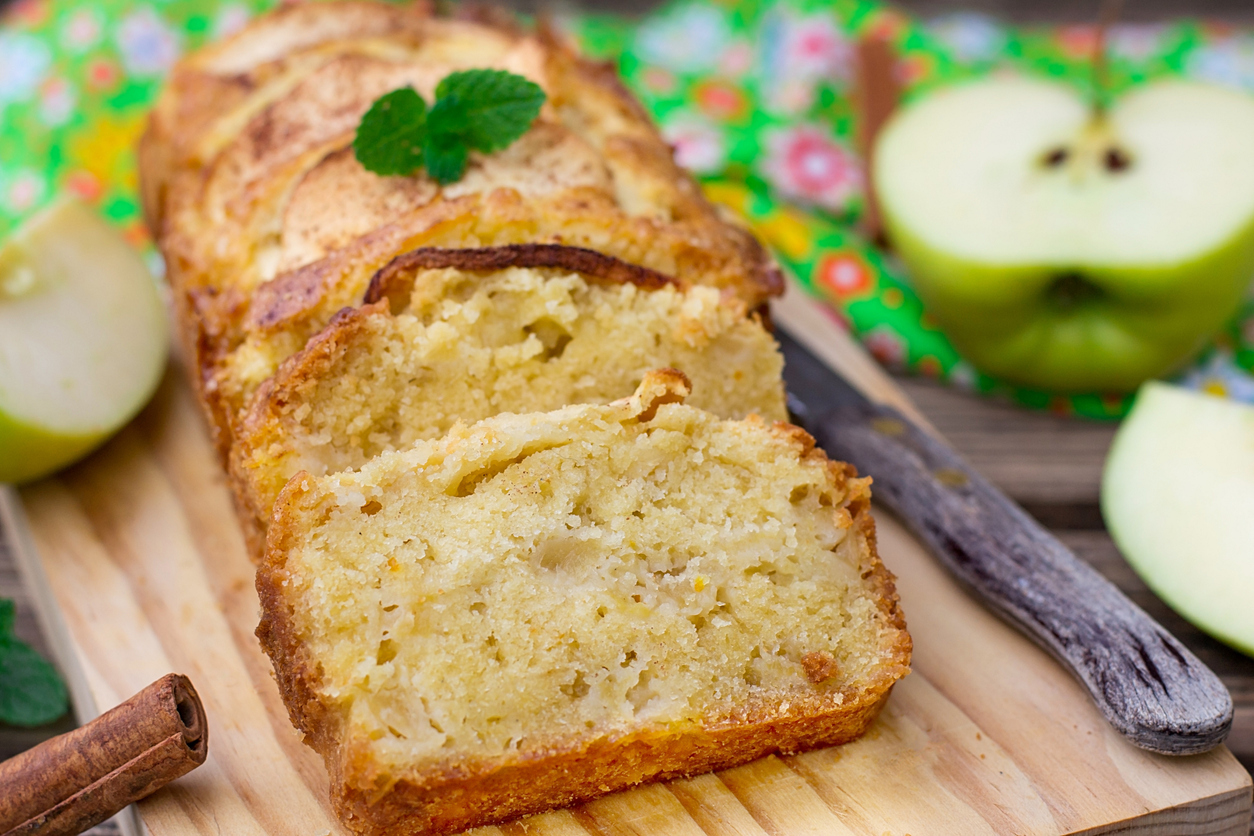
1104;147;1132;172
1041;146;1070;168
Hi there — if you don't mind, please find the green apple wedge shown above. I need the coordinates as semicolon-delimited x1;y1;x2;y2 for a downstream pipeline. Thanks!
0;198;168;484
1102;382;1254;654
874;77;1254;392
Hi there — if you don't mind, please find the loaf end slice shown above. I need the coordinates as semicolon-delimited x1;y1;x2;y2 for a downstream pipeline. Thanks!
256;370;911;836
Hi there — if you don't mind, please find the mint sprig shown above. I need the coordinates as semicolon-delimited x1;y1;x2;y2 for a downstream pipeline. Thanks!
0;598;69;728
354;69;545;185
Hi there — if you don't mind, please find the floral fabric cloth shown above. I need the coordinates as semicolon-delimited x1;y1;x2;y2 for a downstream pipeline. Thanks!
0;0;271;276
4;0;1254;416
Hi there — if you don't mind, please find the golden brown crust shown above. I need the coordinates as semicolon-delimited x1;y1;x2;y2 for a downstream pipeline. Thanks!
255;471;338;755
180;283;250;461
801;650;841;684
336;685;893;836
257;459;909;836
628;367;692;420
139;1;435;233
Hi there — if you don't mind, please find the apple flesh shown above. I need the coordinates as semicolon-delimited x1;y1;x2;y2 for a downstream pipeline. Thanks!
874;77;1254;392
0;199;168;484
1102;382;1254;655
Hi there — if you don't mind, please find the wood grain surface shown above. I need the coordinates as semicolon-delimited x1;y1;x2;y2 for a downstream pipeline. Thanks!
1;285;1250;835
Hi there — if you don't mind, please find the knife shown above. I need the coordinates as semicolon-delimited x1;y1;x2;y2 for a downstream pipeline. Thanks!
775;321;1233;756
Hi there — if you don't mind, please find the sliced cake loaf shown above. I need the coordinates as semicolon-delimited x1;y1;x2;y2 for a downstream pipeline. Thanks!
257;371;911;836
145;6;912;832
138;1;781;457
229;245;787;555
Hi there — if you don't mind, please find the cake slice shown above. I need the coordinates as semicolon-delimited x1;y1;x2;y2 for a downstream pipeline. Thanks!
229;245;787;556
256;371;911;836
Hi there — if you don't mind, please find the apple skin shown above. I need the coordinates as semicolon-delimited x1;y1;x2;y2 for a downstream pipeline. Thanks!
885;213;1254;392
874;77;1254;393
1102;382;1254;655
0;411;107;485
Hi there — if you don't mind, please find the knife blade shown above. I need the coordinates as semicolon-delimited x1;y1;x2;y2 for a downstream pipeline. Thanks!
775;324;1233;756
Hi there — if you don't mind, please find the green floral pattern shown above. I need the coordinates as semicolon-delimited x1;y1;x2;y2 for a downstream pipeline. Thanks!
0;0;271;276
4;0;1254;416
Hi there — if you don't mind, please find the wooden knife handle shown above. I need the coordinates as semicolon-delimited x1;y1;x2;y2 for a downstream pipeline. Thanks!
814;403;1233;756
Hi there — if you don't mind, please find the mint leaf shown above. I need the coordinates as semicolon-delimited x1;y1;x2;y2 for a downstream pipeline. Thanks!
353;87;428;176
425;95;472;145
423;135;469;185
353;70;545;184
432;69;545;152
0;598;68;727
0;639;69;727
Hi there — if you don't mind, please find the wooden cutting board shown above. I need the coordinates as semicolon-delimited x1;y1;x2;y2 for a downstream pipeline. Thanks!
3;286;1251;836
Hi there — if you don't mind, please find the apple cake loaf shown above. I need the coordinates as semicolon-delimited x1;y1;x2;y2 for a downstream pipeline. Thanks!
138;0;781;457
229;245;787;556
144;3;911;830
257;371;912;836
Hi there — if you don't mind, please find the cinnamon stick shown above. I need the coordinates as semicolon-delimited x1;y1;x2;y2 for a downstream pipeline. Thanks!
0;673;208;836
854;32;901;244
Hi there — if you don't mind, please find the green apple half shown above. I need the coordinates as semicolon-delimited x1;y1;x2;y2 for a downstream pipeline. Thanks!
0;198;168;484
875;77;1254;392
1102;382;1254;654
